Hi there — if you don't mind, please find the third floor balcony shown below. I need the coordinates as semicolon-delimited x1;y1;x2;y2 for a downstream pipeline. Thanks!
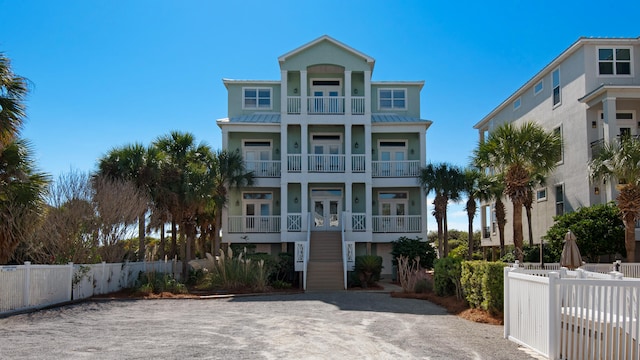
287;96;365;115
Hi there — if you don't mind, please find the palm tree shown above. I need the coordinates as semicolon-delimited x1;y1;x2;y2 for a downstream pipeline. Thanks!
0;140;49;263
589;136;640;262
476;174;507;258
419;162;463;257
0;53;28;147
474;122;561;262
461;168;480;260
210;150;255;256
96;143;160;261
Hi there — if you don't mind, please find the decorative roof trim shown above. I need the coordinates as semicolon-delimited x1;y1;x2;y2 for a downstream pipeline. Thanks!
278;35;375;70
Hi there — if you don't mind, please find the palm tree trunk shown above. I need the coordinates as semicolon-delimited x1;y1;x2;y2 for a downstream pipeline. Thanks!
623;214;637;262
496;198;506;257
443;210;450;257
159;224;166;260
525;204;533;247
138;213;145;262
214;210;223;257
467;198;475;260
512;200;525;262
170;221;177;259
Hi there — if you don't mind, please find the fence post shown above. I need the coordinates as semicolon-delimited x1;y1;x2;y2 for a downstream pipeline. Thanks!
68;262;74;301
23;261;31;308
548;272;560;360
101;261;106;294
503;267;510;339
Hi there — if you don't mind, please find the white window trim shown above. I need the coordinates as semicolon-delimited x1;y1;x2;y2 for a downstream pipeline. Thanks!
597;46;633;77
513;97;521;111
552;68;561;108
554;125;563;165
242;87;273;110
554;183;565;216
378;88;407;111
242;192;274;216
534;79;543;96
536;188;547;202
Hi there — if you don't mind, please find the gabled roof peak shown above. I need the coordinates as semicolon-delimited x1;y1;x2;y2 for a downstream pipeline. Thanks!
278;35;375;70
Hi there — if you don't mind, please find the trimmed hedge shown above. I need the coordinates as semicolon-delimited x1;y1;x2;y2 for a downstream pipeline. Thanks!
460;261;506;315
433;257;462;297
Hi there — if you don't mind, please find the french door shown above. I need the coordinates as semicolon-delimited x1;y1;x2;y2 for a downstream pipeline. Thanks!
311;189;342;231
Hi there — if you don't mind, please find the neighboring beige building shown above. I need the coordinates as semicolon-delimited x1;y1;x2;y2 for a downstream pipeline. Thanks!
474;36;640;257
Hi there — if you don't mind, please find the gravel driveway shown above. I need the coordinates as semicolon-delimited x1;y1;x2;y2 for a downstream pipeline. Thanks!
0;292;537;359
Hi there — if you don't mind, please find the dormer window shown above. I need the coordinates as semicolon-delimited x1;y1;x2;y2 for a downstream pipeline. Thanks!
378;89;406;110
243;87;272;109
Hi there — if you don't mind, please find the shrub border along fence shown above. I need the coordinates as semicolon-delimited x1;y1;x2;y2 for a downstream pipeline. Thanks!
0;260;181;316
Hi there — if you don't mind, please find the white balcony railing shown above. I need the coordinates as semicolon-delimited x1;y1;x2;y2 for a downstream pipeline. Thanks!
351;97;365;115
352;213;366;231
287;154;301;172
228;216;281;233
308;96;344;114
352;155;366;172
372;160;420;177
286;96;365;115
372;215;421;233
245;160;281;177
287;214;302;231
308;155;345;172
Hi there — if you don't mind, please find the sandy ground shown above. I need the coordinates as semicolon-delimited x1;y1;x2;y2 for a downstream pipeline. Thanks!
0;292;537;359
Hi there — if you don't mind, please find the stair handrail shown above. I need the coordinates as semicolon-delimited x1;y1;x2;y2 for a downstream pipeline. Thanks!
304;212;311;290
342;212;347;290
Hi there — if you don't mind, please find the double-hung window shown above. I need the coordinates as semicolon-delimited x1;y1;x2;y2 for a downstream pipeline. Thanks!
598;47;632;76
243;87;272;109
552;69;561;107
379;89;406;110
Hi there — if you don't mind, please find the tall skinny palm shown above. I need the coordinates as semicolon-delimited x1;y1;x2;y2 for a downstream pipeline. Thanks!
211;150;255;256
589;136;640;262
474;122;561;262
461;168;480;260
419;162;463;257
476;174;507;257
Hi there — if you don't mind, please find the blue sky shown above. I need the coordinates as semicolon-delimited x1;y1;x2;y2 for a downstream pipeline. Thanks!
1;0;639;231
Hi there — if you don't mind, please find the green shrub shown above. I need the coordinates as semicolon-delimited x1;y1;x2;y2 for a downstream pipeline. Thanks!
206;248;270;291
271;280;292;289
136;271;187;294
433;257;462;298
460;261;506;315
391;236;437;269
354;255;383;288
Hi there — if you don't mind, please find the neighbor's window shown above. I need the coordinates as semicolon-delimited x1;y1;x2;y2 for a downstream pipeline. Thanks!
552;69;561;106
243;87;272;109
536;188;547;201
534;80;543;95
555;185;564;216
554;126;563;163
513;97;521;110
379;89;406;110
598;48;631;75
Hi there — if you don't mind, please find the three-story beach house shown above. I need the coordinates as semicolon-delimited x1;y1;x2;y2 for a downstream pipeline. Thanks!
474;36;640;259
217;36;432;289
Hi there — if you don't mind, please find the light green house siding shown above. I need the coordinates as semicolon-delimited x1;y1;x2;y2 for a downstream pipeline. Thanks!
226;83;281;118
280;41;370;72
371;84;421;118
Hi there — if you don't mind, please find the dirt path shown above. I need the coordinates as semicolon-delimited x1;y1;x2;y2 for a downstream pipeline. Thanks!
0;292;536;359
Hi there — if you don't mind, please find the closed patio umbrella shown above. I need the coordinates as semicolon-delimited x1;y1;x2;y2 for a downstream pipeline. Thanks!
560;230;582;270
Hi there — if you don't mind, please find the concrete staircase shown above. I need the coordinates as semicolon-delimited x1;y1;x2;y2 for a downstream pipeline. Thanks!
306;232;344;291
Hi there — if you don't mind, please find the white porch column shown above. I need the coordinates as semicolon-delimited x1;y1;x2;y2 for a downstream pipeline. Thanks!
221;128;229;149
603;97;617;144
345;182;352;232
301;123;308;174
419;128;426;164
301;181;309;232
281;70;288;114
420;186;428;237
301;70;308;116
366;182;373;234
345;124;352;176
364;124;372;176
344;70;352;115
364;70;371;117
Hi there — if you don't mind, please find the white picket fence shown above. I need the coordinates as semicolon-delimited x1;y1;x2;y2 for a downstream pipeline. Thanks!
0;260;181;316
505;265;640;360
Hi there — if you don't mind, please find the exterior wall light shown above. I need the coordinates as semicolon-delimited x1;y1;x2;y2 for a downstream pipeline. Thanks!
294;141;299;149
354;88;358;95
293;88;298;94
355;197;359;204
354;141;359;149
294;197;299;204
594;187;600;195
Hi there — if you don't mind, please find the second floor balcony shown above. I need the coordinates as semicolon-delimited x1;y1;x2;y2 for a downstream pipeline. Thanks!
287;96;365;115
